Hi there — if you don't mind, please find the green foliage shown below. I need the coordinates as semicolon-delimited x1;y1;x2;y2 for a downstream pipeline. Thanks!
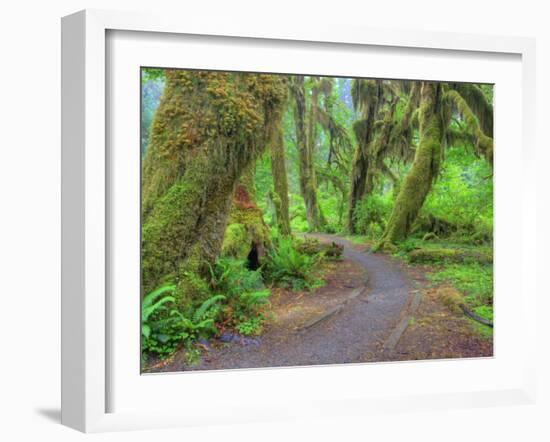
141;285;224;357
141;67;166;84
235;316;264;336
264;236;323;290
290;216;310;233
192;295;226;323
473;305;493;322
420;147;493;243
317;186;346;233
353;193;393;238
233;290;271;333
395;237;422;254
208;257;264;296
238;289;271;312
427;262;493;306
141;284;177;327
208;257;271;333
289;193;310;232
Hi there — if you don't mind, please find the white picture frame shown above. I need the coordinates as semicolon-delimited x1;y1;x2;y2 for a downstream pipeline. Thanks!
61;9;537;433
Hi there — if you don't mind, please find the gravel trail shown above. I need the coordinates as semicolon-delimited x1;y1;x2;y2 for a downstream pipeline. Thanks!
157;234;413;372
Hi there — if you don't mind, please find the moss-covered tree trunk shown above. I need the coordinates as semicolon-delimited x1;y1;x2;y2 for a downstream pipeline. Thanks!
346;80;380;233
291;76;324;231
380;81;443;245
270;126;291;235
141;70;286;308
222;161;270;267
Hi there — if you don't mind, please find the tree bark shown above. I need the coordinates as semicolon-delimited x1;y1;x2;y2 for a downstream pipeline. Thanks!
141;70;287;308
380;81;443;245
270;126;291;235
291;76;324;231
346;80;381;233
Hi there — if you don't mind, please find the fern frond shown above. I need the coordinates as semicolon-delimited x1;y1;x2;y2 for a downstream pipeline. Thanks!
142;284;176;311
142;295;176;322
192;295;226;323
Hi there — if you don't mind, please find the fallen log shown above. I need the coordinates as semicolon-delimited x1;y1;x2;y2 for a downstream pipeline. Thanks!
408;247;492;265
296;238;344;258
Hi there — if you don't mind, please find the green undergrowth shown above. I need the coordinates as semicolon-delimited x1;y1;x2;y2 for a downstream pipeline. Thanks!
263;234;326;291
344;235;375;246
394;237;492;256
469;319;494;339
398;238;494;328
362;234;494;336
427;262;493;307
142;235;328;364
428;261;493;335
141;285;223;362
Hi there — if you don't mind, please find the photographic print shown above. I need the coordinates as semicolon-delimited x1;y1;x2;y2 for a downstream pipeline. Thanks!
140;68;493;373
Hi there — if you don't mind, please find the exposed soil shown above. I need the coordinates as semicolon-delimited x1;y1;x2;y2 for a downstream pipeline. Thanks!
148;235;492;374
381;263;493;362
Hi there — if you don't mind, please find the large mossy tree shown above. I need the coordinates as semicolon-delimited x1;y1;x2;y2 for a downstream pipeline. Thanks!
141;70;287;308
378;81;493;247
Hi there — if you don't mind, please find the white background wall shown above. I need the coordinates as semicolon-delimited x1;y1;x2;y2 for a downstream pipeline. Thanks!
0;1;547;440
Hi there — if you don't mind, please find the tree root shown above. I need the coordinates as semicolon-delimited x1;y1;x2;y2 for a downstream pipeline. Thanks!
459;304;493;328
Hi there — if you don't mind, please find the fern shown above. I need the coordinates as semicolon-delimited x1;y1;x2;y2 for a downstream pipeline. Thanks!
239;290;270;309
141;284;176;322
265;237;322;290
192;295;226;323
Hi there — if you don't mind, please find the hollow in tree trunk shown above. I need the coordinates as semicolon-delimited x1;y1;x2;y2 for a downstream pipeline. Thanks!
222;161;270;270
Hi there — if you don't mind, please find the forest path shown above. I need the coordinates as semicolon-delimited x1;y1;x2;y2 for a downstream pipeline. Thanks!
157;234;414;372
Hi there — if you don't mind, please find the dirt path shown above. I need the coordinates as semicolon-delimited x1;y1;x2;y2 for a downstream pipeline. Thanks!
154;234;415;372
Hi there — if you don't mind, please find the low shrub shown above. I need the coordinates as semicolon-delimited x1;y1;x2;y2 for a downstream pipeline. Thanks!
264;236;324;290
352;193;393;238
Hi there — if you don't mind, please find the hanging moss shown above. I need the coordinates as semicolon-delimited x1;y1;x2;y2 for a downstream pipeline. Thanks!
290;76;324;231
443;89;493;165
141;70;287;308
347;80;397;233
346;80;382;233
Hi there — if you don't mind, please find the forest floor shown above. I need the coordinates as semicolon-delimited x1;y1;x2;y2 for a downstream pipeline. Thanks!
148;235;492;373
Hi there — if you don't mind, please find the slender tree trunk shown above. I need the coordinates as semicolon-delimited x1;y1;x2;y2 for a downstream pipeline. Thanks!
270;127;291;235
291;76;323;231
346;80;380;233
141;70;286;308
380;82;443;245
